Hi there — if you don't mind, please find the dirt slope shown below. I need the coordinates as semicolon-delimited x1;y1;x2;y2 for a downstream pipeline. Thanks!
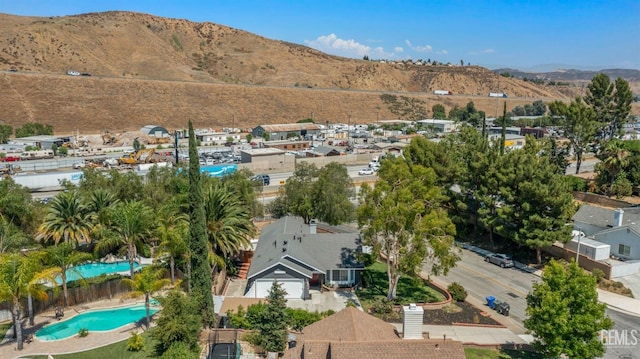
0;11;619;133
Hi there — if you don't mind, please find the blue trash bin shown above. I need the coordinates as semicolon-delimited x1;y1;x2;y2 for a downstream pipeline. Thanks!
486;296;496;309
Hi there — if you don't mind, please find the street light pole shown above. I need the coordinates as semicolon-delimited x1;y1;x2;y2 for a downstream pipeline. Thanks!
575;228;583;264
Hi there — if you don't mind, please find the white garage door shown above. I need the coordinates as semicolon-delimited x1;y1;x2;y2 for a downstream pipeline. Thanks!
248;279;304;299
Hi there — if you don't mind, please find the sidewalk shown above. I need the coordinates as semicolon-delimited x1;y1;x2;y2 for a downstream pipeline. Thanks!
390;323;530;345
597;289;640;317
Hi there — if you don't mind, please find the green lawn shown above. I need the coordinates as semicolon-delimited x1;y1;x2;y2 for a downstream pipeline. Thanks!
0;321;12;338
24;332;158;359
464;347;542;359
357;261;444;311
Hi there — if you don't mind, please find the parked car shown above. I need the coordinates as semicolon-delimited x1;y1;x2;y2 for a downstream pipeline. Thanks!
252;174;271;186
359;168;375;175
485;253;514;268
0;155;20;162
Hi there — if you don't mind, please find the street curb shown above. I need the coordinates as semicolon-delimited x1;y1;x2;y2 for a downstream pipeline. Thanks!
451;322;506;329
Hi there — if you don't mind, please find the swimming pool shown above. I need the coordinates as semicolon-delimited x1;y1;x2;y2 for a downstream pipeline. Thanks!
36;305;158;341
58;261;143;283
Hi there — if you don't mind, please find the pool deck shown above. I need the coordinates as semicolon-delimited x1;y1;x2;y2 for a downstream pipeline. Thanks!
0;298;150;359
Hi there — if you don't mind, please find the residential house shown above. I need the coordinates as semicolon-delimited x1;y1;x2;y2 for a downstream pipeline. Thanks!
245;216;364;299
571;204;640;277
283;306;466;359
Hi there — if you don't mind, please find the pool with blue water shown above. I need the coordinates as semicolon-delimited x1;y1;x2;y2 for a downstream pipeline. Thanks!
58;261;143;283
36;305;158;341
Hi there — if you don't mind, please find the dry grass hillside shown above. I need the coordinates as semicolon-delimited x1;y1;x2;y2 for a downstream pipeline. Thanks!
0;11;634;133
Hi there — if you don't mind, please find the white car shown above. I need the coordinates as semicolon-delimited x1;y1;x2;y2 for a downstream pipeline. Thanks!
359;168;374;175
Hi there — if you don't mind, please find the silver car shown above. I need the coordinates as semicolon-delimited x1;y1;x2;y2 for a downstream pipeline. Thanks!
485;253;514;268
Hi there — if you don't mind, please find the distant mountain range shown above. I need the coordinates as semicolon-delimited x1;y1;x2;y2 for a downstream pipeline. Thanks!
492;68;640;82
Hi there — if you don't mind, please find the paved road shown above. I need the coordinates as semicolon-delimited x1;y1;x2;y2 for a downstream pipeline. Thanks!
601;308;640;359
428;247;539;333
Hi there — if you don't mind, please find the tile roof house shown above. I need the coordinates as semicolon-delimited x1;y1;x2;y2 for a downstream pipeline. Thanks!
244;216;364;299
283;307;466;359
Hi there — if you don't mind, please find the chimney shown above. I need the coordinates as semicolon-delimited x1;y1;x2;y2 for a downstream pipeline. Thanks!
614;208;624;227
309;219;317;234
402;303;424;339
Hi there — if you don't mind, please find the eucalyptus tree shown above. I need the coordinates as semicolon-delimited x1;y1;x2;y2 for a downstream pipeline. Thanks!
357;156;459;299
36;191;94;247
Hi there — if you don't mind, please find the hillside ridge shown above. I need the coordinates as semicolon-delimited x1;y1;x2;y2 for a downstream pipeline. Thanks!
0;11;633;133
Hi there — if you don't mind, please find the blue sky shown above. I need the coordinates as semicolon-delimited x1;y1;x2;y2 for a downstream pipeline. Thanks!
1;1;638;70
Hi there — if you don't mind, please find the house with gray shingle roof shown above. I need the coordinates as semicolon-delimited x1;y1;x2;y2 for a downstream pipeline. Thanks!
244;216;364;299
283;307;466;359
571;204;640;276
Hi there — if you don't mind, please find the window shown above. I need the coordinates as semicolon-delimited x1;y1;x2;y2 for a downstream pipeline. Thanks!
331;270;349;282
618;244;631;256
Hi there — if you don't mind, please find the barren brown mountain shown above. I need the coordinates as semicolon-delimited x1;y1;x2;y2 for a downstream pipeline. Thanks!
0;11;635;133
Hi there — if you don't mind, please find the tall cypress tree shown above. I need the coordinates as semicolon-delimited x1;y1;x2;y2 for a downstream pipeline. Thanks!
500;102;507;156
187;121;215;327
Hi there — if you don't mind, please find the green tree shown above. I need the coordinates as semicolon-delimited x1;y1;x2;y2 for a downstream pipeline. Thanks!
311;162;355;225
269;162;318;223
36;191;94;247
187;121;215;327
122;266;170;330
0;252;58;350
155;210;188;284
431;104;446;120
96;200;154;277
584;74;633;140
0;124;13;143
204;180;255;272
14;122;53;138
596;139;630;196
0;218;29;254
255;281;288;353
152;290;202;355
525;259;612;358
0;178;35;231
44;243;93;307
549;98;597;174
357;157;459;299
495;140;575;263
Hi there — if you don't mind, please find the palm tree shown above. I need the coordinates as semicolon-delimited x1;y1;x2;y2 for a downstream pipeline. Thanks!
86;188;120;226
36;191;94;247
0;252;58;350
44;243;93;307
204;181;255;272
600;140;629;195
121;266;170;330
155;211;188;284
97;200;155;277
0;218;29;254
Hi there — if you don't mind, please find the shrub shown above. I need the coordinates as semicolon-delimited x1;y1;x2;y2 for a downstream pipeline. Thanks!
448;282;468;302
370;297;394;314
78;328;89;337
565;176;588;192
127;331;145;351
591;268;605;283
242;331;262;346
160;341;199;359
